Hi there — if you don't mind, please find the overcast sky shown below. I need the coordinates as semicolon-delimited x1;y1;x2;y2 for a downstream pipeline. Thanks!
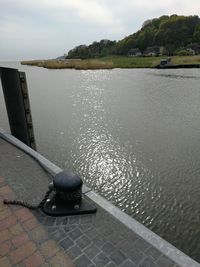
1;0;200;61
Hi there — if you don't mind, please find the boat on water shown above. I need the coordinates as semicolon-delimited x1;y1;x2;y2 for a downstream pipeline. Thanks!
155;58;200;69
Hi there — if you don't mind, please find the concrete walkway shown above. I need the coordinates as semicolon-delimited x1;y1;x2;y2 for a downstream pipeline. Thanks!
0;134;199;267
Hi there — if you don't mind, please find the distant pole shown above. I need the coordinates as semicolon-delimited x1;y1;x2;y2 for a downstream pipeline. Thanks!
0;67;36;150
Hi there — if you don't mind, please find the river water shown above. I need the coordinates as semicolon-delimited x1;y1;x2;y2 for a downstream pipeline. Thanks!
0;62;200;262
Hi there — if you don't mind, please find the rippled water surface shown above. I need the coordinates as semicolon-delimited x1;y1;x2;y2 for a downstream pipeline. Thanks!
0;62;200;262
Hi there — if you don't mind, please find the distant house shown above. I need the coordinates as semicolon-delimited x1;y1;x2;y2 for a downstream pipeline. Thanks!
127;48;142;57
144;46;160;56
186;43;200;55
186;48;195;55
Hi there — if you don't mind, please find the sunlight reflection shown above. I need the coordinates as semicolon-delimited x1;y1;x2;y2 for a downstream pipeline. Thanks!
70;71;153;217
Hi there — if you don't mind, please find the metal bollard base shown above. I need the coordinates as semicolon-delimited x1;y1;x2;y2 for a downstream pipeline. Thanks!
42;192;97;216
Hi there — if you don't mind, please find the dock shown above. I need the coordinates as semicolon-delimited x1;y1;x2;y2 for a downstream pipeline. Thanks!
0;128;199;267
155;64;200;69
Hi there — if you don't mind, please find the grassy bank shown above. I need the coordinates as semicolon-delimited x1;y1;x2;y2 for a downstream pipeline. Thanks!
21;59;113;69
170;55;200;65
21;55;200;69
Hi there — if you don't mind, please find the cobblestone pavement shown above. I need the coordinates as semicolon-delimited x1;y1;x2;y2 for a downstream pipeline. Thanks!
0;137;182;267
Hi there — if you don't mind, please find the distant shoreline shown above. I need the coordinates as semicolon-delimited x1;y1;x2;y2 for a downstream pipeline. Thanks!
21;55;200;70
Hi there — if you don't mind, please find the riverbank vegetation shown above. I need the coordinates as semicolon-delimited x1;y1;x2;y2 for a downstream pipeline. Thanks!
21;59;113;69
21;55;200;69
21;14;200;70
67;15;200;59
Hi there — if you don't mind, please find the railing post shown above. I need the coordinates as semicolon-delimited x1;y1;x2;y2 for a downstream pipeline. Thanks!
0;67;36;150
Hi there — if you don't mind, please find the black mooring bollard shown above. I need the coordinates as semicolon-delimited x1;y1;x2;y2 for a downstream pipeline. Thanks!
42;171;97;216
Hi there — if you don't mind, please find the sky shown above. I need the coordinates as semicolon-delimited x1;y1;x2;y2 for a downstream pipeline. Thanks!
0;0;200;61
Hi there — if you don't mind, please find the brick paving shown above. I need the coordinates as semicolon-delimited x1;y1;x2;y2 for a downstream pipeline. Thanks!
0;137;188;267
0;177;74;267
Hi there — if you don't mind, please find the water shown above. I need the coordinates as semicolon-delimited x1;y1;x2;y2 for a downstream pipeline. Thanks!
0;62;200;262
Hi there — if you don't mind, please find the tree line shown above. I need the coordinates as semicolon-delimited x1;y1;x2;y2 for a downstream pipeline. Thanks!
67;15;200;58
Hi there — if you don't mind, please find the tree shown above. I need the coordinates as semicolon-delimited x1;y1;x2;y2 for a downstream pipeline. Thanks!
67;15;200;58
193;25;200;42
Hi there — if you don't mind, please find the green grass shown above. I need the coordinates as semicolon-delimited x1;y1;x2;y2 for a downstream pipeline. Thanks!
101;55;161;68
21;55;200;69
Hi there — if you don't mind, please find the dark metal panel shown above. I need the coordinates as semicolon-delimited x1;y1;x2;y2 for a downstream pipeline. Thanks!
0;67;33;147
